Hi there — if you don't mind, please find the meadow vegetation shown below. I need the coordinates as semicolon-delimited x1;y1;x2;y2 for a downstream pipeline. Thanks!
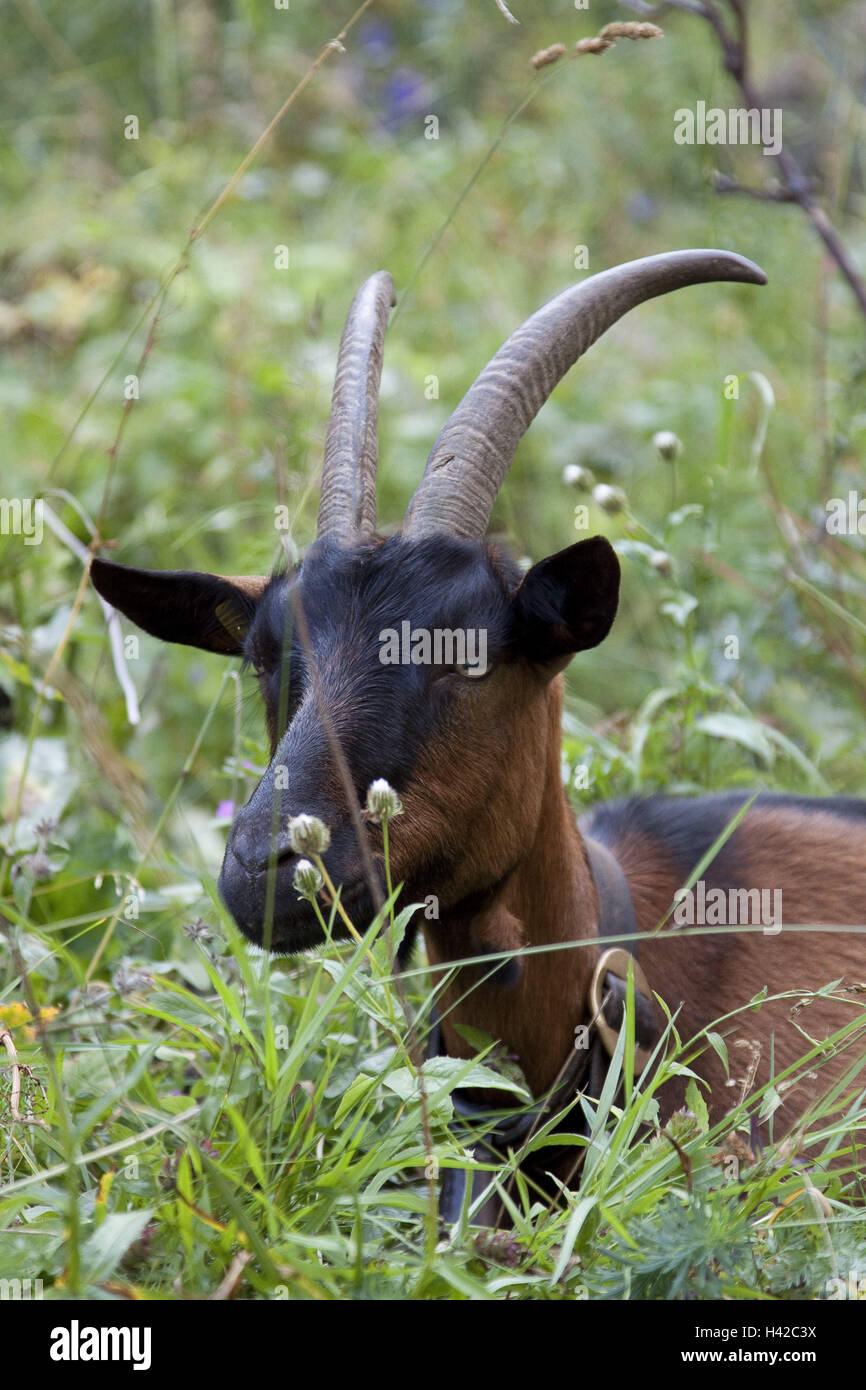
1;0;865;1299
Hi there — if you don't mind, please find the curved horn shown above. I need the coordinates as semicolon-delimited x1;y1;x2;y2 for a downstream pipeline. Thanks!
317;271;395;543
403;249;766;539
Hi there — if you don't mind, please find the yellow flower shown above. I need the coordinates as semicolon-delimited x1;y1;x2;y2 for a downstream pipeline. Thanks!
0;1002;32;1029
0;1002;60;1040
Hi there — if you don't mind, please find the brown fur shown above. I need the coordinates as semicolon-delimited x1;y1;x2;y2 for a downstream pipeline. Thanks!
398;674;866;1141
636;808;866;1131
398;675;601;1096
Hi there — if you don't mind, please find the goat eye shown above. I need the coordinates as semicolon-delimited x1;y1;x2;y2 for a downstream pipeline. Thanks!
454;661;491;680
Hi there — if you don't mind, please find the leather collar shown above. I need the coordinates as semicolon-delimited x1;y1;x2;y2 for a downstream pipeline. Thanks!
430;835;658;1224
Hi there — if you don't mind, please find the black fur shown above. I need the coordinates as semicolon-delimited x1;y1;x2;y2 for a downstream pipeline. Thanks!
581;791;866;885
91;557;258;656
220;536;523;949
245;534;520;776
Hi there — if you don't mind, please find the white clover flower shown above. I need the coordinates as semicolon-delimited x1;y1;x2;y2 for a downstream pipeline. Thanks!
562;463;595;491
652;430;682;462
366;778;404;825
592;483;628;515
288;813;331;857
649;549;673;577
293;858;323;899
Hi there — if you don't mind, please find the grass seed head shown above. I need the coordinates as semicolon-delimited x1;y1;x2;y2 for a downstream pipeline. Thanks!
574;36;613;57
531;43;566;70
599;22;664;41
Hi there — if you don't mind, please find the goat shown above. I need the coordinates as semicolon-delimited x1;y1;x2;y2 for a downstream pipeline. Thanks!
91;251;866;1192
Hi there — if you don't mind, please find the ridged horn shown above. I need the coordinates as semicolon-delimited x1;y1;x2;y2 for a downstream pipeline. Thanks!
317;271;395;542
403;249;766;539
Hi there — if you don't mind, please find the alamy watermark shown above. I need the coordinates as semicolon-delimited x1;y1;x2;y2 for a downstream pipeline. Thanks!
379;623;488;676
673;880;782;935
0;1276;44;1299
824;1268;866;1300
49;1320;151;1370
0;497;43;545
674;101;782;157
825;491;866;536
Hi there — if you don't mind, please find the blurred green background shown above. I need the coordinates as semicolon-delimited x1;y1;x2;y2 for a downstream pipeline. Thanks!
1;0;865;941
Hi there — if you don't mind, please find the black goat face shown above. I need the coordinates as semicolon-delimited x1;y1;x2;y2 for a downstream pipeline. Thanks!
92;534;619;952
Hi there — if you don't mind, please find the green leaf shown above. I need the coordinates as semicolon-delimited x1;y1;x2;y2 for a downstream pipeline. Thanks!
370;900;417;970
685;1078;710;1133
384;1056;529;1105
12;870;31;914
334;1073;378;1126
706;1031;729;1076
225;1103;268;1188
80;1210;154;1284
667;503;703;527
550;1196;597;1284
453;1024;497;1051
694;712;775;764
747;370;775;471
659;592;698;627
423;1055;530;1099
759;723;829;792
758;1085;783;1121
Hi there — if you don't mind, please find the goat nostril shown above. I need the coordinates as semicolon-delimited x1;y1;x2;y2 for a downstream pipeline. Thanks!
230;834;294;877
229;841;257;876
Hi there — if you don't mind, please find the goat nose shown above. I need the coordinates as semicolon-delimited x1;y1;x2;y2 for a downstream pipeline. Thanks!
229;824;292;876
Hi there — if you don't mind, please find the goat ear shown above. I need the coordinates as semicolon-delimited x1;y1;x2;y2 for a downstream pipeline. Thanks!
514;535;620;669
91;557;269;656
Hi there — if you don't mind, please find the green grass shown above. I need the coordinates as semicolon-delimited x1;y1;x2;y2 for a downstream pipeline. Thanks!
1;0;866;1299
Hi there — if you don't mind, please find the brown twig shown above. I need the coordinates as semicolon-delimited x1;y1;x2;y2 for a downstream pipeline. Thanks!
712;172;798;203
0;1025;51;1131
622;0;866;319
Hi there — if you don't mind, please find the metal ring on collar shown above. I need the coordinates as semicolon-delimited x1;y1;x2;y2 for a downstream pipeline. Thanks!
588;947;655;1075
